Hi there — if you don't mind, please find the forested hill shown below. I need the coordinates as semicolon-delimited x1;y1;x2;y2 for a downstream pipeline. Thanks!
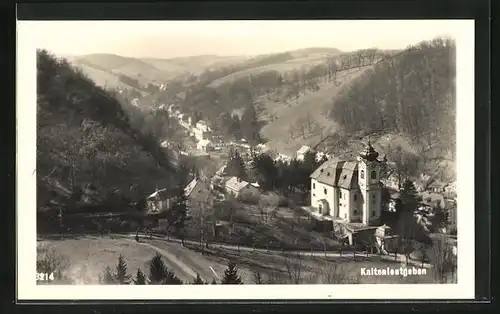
37;50;177;212
330;38;456;155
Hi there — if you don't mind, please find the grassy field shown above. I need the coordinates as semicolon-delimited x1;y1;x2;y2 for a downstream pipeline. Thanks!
38;235;441;285
198;246;440;284
37;236;163;284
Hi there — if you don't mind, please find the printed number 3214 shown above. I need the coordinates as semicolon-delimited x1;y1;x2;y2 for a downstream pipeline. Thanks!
36;272;55;281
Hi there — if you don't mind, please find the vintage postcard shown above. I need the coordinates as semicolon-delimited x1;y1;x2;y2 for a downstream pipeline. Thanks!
17;19;475;300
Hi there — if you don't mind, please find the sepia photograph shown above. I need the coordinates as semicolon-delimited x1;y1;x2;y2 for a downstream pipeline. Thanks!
17;19;475;300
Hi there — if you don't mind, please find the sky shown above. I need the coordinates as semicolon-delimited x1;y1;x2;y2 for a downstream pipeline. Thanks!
23;20;463;59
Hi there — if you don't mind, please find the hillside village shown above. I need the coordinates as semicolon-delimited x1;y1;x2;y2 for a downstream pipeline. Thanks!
36;36;458;285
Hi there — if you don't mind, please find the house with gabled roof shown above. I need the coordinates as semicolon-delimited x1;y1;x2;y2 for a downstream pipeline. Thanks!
145;188;178;213
224;176;259;198
296;145;312;161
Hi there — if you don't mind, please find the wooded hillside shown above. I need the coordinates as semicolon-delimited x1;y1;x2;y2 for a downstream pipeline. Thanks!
37;50;177;212
329;38;456;155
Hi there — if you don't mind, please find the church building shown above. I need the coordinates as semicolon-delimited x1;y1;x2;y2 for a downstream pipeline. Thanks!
309;142;382;226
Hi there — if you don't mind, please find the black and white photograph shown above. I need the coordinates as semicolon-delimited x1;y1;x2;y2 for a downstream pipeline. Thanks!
17;19;475;300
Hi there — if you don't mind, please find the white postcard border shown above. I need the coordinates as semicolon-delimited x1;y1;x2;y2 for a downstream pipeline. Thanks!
16;19;475;300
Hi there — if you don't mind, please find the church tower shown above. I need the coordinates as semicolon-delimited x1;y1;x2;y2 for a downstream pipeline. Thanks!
357;141;382;226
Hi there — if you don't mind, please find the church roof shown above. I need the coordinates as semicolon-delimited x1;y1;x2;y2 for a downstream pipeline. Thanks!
310;142;382;190
338;166;359;189
310;159;360;189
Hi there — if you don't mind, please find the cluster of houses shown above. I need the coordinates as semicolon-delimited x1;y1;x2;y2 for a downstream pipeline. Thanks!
157;104;216;153
209;165;260;200
253;144;330;165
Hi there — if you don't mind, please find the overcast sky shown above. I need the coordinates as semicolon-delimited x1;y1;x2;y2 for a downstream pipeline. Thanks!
26;20;463;59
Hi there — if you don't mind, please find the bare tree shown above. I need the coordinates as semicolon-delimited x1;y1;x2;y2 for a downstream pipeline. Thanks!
258;193;280;225
306;113;313;133
253;268;263;284
321;262;360;284
284;257;304;284
430;238;457;283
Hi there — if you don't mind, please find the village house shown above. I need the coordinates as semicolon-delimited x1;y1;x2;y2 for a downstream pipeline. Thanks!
167;104;177;115
427;180;447;193
178;114;191;130
256;143;270;154
274;153;292;164
193;120;212;141
197;139;213;152
309;141;383;227
145;188;178;213
296;145;312;161
210;165;227;191
224;176;259;198
374;224;399;253
315;151;328;162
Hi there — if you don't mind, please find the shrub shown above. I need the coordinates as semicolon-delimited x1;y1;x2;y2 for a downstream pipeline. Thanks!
36;245;70;283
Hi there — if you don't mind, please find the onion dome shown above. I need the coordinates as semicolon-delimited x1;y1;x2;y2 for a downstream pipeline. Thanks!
359;140;379;162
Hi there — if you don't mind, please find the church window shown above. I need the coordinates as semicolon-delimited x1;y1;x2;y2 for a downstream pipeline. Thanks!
372;210;376;217
361;170;365;179
371;170;377;179
324;188;327;195
354;194;357;201
354;210;358;215
313;183;315;189
339;191;342;199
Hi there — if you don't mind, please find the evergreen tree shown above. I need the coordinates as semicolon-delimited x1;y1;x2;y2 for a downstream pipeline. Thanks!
252;153;278;191
221;261;243;284
133;268;147;285
148;252;183;285
115;254;131;284
211;278;218;284
240;103;261;148
399;179;420;213
431;203;449;231
148;253;168;284
192;273;206;284
101;266;116;285
164;269;183;285
230;115;242;140
226;149;247;180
